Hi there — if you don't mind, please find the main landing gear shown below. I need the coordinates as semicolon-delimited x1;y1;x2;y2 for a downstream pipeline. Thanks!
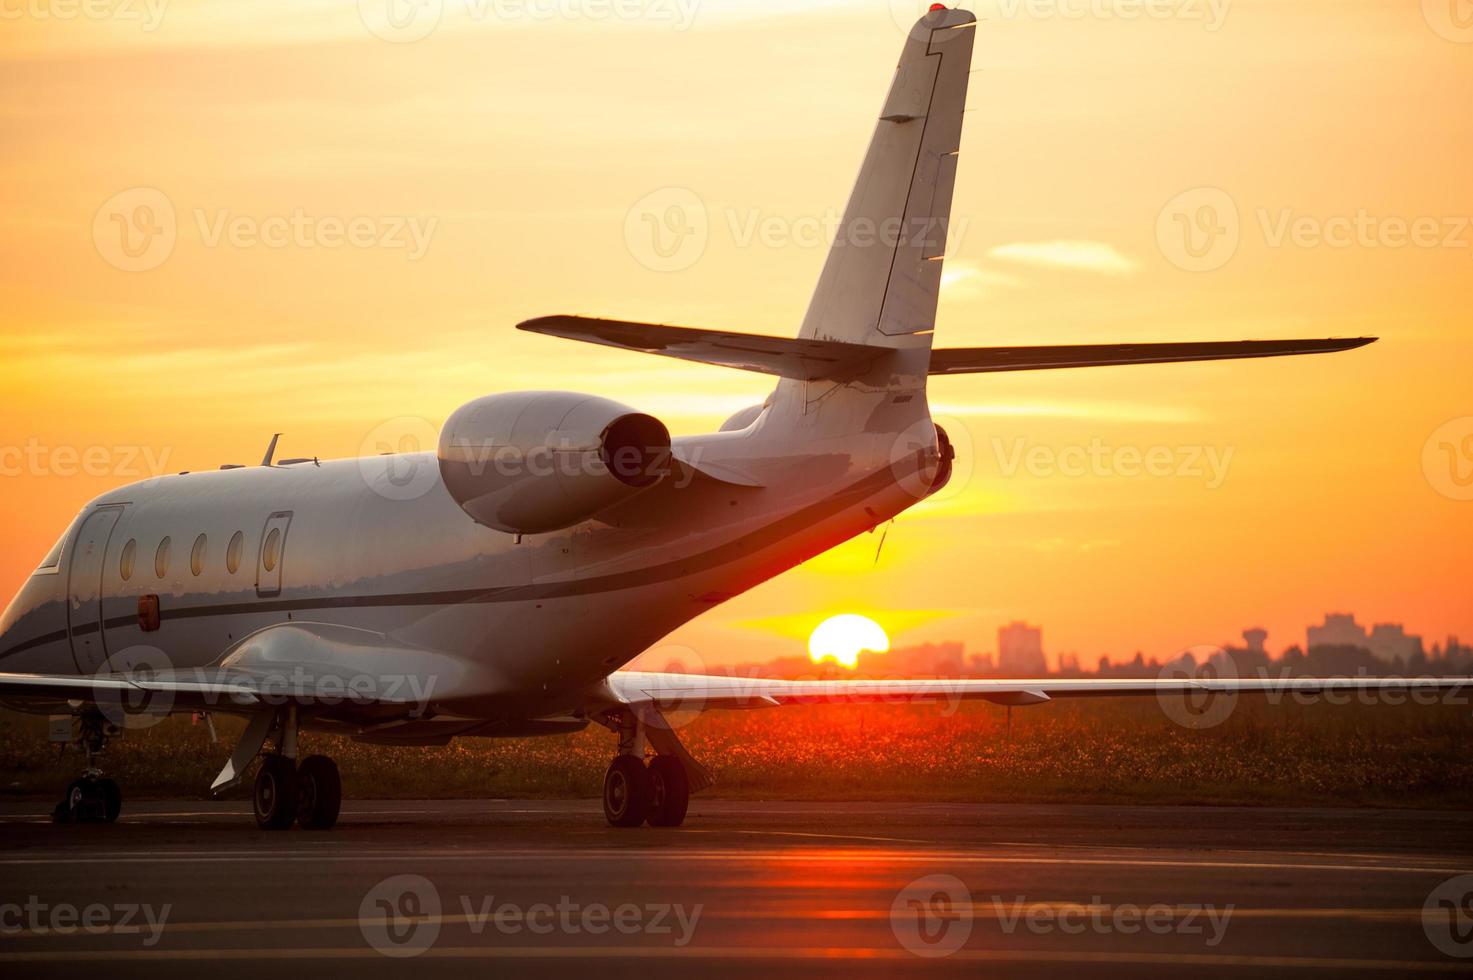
600;710;695;828
252;753;342;831
209;704;343;830
603;754;689;827
52;711;123;825
244;706;342;831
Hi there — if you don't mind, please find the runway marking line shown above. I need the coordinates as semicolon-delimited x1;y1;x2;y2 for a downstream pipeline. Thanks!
0;904;1437;942
2;849;1467;876
0;945;1465;971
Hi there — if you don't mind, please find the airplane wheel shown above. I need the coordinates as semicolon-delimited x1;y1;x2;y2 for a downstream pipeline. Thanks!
253;756;298;830
295;755;341;830
53;777;119;824
646;756;689;828
53;779;85;823
97;777;122;824
603;755;652;828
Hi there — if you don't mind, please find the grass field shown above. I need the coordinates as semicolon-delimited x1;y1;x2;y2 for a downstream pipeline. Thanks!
3;694;1470;807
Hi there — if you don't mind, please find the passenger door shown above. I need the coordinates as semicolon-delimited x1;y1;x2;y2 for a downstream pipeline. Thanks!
67;506;124;673
255;511;293;598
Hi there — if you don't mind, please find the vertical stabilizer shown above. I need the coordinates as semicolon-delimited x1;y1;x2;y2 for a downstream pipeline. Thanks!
797;7;975;349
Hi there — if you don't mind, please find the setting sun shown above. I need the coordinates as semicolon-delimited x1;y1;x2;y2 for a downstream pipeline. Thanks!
807;614;890;670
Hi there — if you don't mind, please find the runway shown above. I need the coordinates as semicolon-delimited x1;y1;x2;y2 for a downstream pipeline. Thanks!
1;799;1470;977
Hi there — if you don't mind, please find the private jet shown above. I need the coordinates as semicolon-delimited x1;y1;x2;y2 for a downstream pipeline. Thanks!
1;6;1462;830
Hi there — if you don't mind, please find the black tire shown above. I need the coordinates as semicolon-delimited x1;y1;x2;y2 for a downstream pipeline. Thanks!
52;779;84;824
295;755;341;830
253;756;298;830
646;756;689;828
97;777;122;824
603;755;652;828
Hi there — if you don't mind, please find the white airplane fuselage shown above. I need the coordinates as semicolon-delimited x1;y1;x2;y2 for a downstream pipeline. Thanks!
0;378;942;725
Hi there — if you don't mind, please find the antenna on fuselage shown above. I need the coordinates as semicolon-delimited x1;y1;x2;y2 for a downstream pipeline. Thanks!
260;433;282;466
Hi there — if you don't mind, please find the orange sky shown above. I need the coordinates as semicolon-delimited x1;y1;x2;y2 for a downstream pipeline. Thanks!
2;0;1470;669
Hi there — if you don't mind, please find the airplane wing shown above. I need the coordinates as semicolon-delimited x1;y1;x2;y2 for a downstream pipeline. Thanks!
0;623;452;716
605;670;1470;710
519;316;1376;380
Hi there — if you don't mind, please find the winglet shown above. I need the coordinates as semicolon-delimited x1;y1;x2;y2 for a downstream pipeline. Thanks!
260;433;281;467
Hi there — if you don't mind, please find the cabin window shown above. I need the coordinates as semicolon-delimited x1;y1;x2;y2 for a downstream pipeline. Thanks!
262;527;281;573
154;537;171;578
190;534;207;576
119;539;136;581
226;531;244;574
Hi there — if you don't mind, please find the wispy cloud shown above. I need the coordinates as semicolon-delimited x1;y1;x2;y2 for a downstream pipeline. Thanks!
986;240;1139;277
940;260;1023;298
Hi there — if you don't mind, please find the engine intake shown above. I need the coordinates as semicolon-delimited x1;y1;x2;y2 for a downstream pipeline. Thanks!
438;391;671;534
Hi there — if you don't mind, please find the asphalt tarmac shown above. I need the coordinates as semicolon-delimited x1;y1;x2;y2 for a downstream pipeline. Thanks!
0;799;1470;977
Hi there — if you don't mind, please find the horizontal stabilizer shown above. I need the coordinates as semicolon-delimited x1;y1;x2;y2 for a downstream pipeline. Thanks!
928;337;1376;375
519;317;1376;379
517;315;883;381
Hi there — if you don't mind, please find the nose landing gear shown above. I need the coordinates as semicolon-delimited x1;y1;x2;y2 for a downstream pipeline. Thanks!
51;711;123;825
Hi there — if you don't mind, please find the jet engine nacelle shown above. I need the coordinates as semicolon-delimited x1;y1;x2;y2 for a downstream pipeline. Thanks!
437;391;671;534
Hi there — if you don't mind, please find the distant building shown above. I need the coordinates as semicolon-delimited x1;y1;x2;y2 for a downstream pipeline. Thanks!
1367;623;1421;663
870;641;965;676
997;621;1046;674
1307;612;1368;651
1242;628;1268;654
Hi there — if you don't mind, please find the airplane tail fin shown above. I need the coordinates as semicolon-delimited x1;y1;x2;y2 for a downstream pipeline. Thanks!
798;7;975;350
